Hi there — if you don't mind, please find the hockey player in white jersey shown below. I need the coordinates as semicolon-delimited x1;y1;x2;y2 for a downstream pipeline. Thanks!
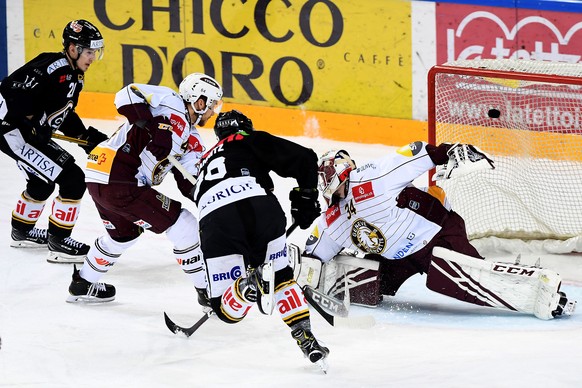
296;142;575;320
65;73;223;305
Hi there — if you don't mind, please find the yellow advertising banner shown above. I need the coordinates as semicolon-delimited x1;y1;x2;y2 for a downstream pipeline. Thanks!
24;0;413;120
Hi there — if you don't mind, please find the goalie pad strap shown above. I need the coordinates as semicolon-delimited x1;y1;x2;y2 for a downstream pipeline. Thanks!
396;187;450;226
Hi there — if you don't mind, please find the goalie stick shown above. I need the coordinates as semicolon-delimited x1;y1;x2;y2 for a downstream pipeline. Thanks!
302;277;376;329
163;223;299;336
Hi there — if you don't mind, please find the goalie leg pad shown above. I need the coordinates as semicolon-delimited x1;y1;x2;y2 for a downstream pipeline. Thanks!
428;247;576;320
322;255;381;308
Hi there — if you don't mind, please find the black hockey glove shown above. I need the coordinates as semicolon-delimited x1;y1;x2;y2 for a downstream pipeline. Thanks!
21;118;53;147
289;187;321;229
145;116;174;160
32;124;53;145
78;126;108;154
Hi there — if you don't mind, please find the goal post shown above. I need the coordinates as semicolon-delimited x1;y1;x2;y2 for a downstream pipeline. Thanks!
428;59;582;251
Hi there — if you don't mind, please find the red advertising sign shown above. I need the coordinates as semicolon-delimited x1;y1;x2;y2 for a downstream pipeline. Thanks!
436;4;582;64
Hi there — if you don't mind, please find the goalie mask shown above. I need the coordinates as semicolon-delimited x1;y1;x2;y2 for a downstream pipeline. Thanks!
317;150;356;205
179;73;224;125
214;110;254;140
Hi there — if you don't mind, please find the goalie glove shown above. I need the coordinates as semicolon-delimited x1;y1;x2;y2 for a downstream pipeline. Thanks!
432;143;495;181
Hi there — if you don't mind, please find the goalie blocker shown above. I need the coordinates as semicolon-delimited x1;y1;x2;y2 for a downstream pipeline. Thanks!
292;243;576;320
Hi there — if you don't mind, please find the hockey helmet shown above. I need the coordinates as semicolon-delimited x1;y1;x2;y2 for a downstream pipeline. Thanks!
62;20;104;59
317;149;356;205
179;73;224;120
214;110;253;140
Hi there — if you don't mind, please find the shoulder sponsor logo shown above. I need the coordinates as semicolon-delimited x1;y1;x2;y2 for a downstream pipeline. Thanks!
47;59;69;74
170;113;186;137
350;218;386;254
325;204;341;226
12;75;38;90
352;181;374;203
188;134;203;152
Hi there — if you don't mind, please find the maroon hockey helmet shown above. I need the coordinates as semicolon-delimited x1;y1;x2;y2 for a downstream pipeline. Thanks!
317;150;356;205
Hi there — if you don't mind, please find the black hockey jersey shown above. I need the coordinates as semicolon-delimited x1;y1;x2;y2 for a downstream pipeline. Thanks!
192;130;318;220
0;52;87;138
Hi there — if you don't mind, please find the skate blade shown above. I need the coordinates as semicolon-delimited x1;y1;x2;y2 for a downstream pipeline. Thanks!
314;358;329;374
66;294;115;304
10;240;48;249
47;252;86;264
563;300;577;316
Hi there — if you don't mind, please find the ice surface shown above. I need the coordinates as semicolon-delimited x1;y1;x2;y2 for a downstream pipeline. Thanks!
1;119;580;387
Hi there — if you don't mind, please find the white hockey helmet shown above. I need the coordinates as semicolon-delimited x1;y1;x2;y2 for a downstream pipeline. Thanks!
179;73;224;120
317;149;356;205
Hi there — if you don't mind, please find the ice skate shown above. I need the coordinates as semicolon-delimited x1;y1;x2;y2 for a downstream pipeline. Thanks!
196;287;212;308
66;265;116;303
10;227;48;248
47;234;90;264
291;327;330;373
553;291;576;318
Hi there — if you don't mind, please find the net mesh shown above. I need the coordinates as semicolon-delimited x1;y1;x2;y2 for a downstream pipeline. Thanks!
430;59;582;240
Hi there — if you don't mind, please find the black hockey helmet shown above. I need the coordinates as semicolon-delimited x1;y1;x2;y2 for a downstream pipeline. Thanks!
214;110;253;140
62;20;104;59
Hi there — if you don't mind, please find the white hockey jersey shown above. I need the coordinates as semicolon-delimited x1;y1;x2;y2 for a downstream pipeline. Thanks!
305;141;451;263
85;83;203;186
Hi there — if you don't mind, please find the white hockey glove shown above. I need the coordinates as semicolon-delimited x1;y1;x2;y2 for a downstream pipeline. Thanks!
432;143;495;181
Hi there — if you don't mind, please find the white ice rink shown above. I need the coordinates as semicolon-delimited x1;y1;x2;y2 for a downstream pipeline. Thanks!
1;118;581;387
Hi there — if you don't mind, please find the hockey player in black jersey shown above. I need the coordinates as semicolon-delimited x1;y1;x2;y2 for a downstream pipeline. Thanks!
192;110;329;369
0;20;108;263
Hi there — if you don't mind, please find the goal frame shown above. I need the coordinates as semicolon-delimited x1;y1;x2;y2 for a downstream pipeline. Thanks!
427;61;582;249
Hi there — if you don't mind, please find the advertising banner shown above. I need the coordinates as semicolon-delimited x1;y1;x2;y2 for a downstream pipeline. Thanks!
23;0;414;120
436;3;582;64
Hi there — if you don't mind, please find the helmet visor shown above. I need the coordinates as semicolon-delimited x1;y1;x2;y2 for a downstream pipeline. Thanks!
209;99;223;114
78;45;104;60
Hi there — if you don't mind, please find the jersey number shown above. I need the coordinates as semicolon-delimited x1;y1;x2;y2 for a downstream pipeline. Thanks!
67;82;76;98
192;156;226;199
345;199;356;219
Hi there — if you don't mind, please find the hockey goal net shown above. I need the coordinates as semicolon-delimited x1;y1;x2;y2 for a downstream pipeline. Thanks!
428;59;582;251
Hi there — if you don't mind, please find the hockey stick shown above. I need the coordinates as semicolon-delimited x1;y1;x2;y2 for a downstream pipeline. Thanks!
163;310;212;337
167;154;197;185
303;286;376;328
51;133;91;146
163;222;299;336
